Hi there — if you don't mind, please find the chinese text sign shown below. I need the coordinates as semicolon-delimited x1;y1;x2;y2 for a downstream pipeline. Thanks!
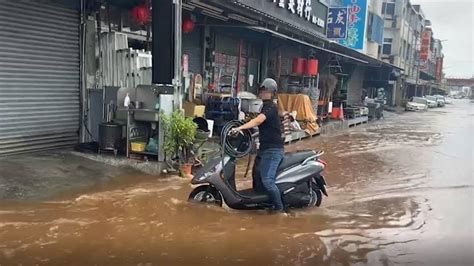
436;57;443;81
327;7;348;39
420;30;431;60
338;0;368;50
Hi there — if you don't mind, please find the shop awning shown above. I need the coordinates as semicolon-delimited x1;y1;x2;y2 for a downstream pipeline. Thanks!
247;26;369;65
406;78;416;84
405;78;421;85
328;42;404;71
420;70;437;81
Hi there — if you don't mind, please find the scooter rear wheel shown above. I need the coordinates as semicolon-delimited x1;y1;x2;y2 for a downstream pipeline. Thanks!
189;185;223;207
309;185;323;207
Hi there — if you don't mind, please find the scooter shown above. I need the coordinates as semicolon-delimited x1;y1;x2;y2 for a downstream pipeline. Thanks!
188;122;328;210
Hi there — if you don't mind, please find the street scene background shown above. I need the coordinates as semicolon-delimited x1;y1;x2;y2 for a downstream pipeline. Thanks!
1;100;472;265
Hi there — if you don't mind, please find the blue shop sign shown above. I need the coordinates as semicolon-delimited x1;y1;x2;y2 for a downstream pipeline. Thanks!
338;0;368;50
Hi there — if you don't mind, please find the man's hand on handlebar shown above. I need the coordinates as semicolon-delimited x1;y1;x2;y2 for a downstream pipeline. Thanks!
229;128;244;136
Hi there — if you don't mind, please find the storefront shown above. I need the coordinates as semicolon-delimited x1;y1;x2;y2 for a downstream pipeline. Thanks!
192;0;333;136
208;28;264;95
197;0;388;127
0;0;81;155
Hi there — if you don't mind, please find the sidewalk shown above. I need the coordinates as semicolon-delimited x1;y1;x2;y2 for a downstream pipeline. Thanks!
0;151;142;201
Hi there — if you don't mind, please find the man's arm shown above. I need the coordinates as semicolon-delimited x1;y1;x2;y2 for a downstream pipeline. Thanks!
237;114;267;130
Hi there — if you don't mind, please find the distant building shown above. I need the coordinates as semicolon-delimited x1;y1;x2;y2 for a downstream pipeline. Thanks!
380;0;445;102
381;0;425;103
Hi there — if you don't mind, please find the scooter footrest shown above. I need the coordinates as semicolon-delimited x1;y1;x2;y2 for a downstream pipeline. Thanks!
238;189;269;201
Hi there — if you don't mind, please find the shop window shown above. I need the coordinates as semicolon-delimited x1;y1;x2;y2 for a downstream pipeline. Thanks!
383;44;392;55
100;5;148;36
383;38;393;55
392;19;397;28
382;2;395;15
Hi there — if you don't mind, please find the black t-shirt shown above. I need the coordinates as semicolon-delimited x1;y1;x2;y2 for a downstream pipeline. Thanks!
259;100;284;150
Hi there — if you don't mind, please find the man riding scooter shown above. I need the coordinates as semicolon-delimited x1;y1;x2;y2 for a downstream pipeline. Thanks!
231;78;285;212
188;78;328;211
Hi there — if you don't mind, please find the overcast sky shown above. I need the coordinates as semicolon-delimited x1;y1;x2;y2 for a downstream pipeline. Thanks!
411;0;474;78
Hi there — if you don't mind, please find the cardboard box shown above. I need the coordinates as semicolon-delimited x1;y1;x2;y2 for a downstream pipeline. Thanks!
183;101;205;117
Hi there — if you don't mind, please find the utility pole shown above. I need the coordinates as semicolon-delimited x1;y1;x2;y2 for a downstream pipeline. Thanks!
415;31;420;97
415;17;423;98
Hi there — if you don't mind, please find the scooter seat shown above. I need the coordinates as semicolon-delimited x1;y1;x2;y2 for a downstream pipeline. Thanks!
278;150;317;171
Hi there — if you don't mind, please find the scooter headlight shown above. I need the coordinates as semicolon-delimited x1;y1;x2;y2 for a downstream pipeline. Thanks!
198;171;212;181
197;162;221;181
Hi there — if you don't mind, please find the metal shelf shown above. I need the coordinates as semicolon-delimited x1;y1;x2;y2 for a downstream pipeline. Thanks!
284;74;318;78
130;151;158;156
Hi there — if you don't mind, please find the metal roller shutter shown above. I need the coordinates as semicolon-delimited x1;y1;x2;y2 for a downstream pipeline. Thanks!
0;0;80;156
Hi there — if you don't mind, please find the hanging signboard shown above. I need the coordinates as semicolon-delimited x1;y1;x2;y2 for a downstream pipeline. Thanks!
369;14;384;45
435;57;443;81
327;7;348;39
235;0;328;36
338;0;368;50
420;30;432;60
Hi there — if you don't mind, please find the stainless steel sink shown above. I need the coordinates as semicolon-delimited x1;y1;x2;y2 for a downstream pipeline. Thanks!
115;108;161;122
133;109;160;122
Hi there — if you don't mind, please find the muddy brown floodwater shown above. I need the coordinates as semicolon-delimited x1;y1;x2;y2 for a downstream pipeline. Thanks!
1;100;473;265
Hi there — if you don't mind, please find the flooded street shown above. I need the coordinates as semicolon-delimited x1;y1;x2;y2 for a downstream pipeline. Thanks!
1;100;472;265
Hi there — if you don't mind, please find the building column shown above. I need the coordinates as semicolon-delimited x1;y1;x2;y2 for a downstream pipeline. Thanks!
152;0;174;85
261;36;270;80
395;77;404;106
152;0;182;108
389;82;395;106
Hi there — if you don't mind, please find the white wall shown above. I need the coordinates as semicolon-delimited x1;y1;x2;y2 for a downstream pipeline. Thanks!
369;0;383;16
365;0;384;58
366;42;379;58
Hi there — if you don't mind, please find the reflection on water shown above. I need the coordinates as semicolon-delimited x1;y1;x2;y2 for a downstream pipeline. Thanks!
1;101;473;265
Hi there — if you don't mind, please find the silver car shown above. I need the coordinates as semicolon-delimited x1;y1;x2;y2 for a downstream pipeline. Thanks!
434;95;447;106
406;97;428;111
426;95;444;107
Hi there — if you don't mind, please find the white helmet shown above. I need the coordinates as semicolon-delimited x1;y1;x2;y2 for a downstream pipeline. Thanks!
259;78;278;93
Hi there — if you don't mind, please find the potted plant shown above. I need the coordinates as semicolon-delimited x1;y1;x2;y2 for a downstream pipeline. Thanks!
161;110;197;177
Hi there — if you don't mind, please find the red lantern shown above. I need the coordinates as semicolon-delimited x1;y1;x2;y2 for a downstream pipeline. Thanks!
292;58;306;75
305;59;319;76
131;5;150;25
182;18;195;33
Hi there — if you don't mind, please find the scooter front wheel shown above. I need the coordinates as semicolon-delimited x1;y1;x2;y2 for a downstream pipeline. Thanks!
188;185;223;207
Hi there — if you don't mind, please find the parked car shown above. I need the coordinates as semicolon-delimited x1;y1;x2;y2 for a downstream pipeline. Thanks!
427;99;438;108
434;95;447;105
421;96;438;108
406;97;428;111
444;97;452;104
425;95;444;107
